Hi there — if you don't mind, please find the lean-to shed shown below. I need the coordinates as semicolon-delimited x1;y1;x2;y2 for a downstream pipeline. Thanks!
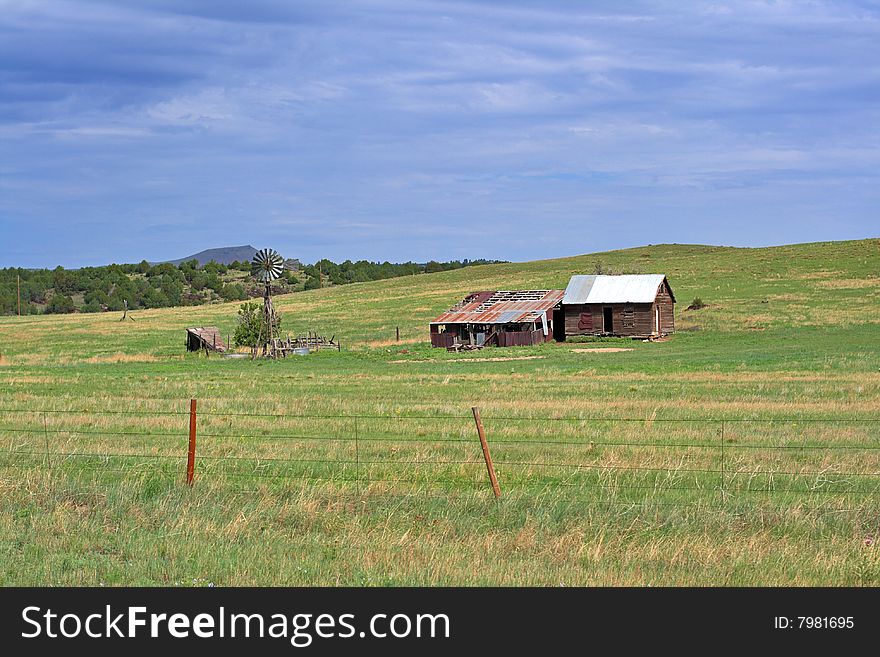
560;275;675;339
186;326;227;352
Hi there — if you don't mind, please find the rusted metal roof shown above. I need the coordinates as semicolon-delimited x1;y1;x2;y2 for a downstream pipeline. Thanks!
431;290;564;325
562;275;671;304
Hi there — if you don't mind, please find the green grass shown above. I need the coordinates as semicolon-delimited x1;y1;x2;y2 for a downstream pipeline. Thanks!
0;238;879;585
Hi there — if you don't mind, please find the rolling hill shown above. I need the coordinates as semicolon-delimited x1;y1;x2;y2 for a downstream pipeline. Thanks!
161;244;258;266
1;238;876;364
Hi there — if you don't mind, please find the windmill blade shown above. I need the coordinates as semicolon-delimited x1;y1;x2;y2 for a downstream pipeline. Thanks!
252;248;285;282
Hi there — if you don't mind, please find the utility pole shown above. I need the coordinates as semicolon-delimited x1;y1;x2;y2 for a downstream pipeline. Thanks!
17;273;21;316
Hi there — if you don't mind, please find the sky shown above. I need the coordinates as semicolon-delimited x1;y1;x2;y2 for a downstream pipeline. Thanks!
1;0;879;268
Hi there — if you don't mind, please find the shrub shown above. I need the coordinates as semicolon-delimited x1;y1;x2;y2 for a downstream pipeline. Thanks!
233;301;282;356
45;294;77;314
220;283;247;302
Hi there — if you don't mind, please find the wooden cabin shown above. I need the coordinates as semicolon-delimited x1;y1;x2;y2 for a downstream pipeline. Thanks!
559;275;675;340
430;290;564;349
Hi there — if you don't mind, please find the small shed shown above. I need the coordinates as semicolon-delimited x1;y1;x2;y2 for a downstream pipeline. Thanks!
430;290;564;348
560;274;675;339
186;326;228;352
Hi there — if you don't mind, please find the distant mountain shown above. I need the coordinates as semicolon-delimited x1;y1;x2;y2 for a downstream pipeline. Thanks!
161;245;258;266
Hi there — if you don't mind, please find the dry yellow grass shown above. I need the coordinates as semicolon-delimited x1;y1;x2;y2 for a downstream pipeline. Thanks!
361;338;422;348
815;278;879;289
84;353;164;364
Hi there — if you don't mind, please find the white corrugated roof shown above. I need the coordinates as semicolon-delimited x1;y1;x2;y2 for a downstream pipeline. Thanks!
562;274;668;304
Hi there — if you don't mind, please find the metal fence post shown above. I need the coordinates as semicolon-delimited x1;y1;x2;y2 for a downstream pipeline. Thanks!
472;407;501;498
186;399;197;486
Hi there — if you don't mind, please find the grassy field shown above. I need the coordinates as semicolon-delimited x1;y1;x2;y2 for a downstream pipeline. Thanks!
1;239;879;585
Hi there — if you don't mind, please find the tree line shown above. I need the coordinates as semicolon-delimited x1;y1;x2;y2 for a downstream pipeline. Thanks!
0;257;504;315
297;258;502;290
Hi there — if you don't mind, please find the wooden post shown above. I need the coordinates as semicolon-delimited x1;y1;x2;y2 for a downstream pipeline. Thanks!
396;326;400;342
472;406;501;498
186;398;197;486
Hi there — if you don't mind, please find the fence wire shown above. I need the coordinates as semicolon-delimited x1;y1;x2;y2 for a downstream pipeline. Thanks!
1;405;878;508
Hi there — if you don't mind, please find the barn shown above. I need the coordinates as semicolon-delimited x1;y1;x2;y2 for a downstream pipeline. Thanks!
430;289;564;349
559;274;675;339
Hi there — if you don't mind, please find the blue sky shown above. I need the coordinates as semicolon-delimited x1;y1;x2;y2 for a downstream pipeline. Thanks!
1;0;878;267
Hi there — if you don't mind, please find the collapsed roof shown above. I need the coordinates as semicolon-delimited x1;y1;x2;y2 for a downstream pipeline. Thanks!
431;290;564;325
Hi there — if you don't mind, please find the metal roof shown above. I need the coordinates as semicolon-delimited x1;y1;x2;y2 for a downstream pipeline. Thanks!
432;290;564;325
562;274;670;304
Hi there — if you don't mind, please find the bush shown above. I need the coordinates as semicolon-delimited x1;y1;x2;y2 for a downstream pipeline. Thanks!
688;297;707;310
233;301;282;356
45;294;77;314
220;283;247;302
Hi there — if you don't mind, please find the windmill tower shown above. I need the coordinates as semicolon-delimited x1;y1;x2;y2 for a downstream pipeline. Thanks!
251;248;285;357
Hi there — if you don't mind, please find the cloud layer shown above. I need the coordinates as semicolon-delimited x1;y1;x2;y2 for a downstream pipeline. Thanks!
2;0;878;266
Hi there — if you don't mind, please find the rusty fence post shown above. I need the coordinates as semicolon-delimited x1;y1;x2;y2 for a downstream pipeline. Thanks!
43;412;50;468
472;406;501;498
720;419;726;506
354;415;360;497
186;398;197;486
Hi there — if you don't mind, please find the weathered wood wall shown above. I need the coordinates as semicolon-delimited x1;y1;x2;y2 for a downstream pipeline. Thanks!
563;303;657;337
655;280;675;334
430;331;457;348
563;305;674;337
497;329;546;347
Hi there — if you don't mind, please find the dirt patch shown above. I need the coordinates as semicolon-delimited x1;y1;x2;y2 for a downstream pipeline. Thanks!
572;348;634;353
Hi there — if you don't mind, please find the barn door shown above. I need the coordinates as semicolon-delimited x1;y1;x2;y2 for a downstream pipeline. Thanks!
603;307;613;333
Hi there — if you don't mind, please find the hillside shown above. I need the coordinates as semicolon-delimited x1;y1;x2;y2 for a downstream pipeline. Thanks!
161;245;258;266
0;238;876;365
0;255;499;316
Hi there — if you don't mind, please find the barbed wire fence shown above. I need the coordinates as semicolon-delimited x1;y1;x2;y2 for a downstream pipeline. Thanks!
1;402;879;510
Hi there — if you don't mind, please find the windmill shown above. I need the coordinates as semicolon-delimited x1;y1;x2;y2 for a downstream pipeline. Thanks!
251;248;285;356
